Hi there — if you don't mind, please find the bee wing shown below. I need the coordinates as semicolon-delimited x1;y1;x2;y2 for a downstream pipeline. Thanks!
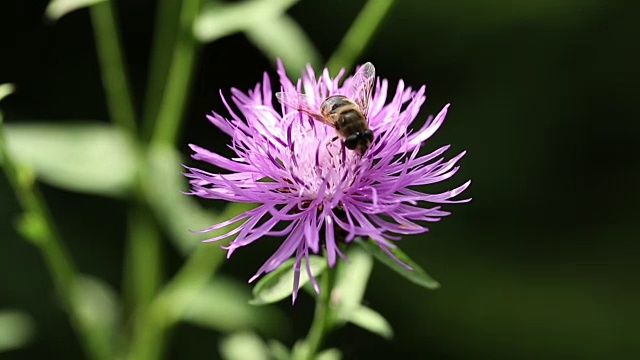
350;62;375;119
275;91;333;126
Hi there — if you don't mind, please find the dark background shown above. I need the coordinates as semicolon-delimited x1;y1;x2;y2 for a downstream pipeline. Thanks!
1;0;639;359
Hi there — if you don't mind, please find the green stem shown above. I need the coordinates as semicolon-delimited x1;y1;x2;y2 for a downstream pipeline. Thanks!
123;200;162;316
326;0;397;75
0;127;109;360
127;246;226;360
302;267;335;360
90;1;138;135
141;0;183;140
150;0;203;146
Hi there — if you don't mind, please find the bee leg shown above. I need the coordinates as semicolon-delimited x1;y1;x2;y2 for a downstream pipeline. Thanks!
325;139;335;157
325;136;341;158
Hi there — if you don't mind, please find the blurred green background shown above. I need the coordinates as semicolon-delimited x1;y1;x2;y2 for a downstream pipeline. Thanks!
1;0;639;359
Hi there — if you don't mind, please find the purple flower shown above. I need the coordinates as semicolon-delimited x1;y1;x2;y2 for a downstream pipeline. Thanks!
185;60;470;302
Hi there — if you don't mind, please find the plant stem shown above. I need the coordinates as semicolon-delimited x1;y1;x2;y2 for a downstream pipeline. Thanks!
123;200;162;315
0;126;109;360
302;266;335;360
126;202;250;360
141;0;183;140
326;0;397;75
90;0;164;341
90;1;138;135
127;246;224;360
150;0;203;146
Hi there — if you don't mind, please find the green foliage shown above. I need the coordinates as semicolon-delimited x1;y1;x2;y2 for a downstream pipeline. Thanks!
315;348;343;360
194;0;319;74
332;246;374;318
356;238;440;289
250;256;327;305
181;275;288;337
0;310;36;353
194;0;298;42
326;0;397;75
219;331;270;360
268;340;291;360
72;275;121;359
330;247;393;339
45;0;107;21
342;306;393;340
3;122;137;197
0;84;14;102
16;211;49;246
246;14;322;75
143;145;222;254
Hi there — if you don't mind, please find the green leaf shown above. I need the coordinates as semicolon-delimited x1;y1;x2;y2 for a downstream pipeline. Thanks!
250;256;327;305
332;246;374;321
181;275;288;337
245;14;322;75
194;0;298;43
0;310;36;352
144;145;250;255
356;238;440;289
268;340;291;360
219;331;269;360
0;84;14;103
72;275;121;358
45;0;107;21
316;348;342;360
2;122;137;197
343;305;393;340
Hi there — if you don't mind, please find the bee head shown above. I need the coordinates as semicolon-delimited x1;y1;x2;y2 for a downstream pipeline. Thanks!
344;130;375;155
344;134;359;150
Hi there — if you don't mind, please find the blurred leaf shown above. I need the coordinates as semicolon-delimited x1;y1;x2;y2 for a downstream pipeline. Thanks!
219;331;269;360
2;122;137;197
194;0;298;42
356;238;440;289
45;0;106;21
268;339;290;360
73;275;121;358
343;305;393;340
0;84;14;102
250;256;326;305
316;348;342;360
181;275;288;337
144;144;221;255
246;14;322;75
0;310;36;352
332;246;374;321
289;340;306;360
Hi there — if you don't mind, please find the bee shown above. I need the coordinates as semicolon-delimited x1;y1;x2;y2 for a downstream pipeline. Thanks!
276;62;376;155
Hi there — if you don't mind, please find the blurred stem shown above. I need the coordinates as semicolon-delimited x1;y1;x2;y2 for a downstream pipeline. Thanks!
301;266;335;360
90;0;165;347
150;0;203;146
141;0;183;140
123;200;162;317
90;0;137;135
0;125;109;360
326;0;397;75
127;202;248;360
128;247;224;360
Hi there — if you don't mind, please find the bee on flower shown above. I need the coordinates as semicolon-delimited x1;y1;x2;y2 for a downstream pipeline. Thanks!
185;60;470;302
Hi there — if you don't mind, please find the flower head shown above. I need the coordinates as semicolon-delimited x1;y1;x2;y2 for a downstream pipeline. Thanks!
185;60;470;302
